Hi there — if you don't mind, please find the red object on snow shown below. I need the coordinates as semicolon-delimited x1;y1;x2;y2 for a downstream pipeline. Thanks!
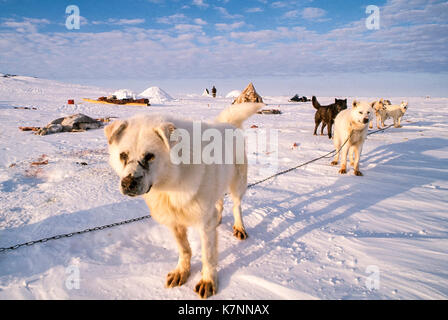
68;99;75;104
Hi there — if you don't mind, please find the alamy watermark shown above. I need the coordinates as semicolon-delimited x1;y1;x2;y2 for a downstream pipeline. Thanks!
365;265;380;290
65;5;80;30
65;264;80;290
168;122;279;174
366;5;380;30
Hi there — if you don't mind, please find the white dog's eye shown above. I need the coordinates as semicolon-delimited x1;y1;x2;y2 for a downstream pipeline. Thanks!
359;111;362;114
120;152;129;164
144;153;155;163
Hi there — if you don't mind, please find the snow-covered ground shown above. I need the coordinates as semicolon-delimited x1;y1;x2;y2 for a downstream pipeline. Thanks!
0;76;447;299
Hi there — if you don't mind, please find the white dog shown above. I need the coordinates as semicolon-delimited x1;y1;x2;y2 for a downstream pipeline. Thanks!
104;103;263;299
380;101;408;128
331;100;373;176
369;98;391;129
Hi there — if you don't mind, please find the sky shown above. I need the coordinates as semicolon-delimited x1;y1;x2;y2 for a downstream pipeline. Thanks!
0;0;447;96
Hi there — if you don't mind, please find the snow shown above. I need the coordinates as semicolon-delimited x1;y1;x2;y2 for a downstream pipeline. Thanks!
112;89;136;100
138;86;173;104
0;76;447;299
226;90;242;99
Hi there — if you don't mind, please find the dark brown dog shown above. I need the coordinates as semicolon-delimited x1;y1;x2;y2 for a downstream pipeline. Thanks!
312;96;347;139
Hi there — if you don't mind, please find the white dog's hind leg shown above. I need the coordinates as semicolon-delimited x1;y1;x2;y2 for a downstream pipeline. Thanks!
230;165;248;240
215;198;224;226
166;225;191;288
195;223;218;299
331;136;341;166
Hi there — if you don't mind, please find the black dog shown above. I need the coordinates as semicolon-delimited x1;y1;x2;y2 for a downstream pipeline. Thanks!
312;96;347;139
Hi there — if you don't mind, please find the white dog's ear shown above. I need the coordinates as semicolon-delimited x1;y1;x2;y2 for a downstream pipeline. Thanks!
105;120;128;145
154;122;177;150
352;100;359;108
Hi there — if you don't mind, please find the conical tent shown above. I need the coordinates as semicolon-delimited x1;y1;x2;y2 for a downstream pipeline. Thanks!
233;83;263;104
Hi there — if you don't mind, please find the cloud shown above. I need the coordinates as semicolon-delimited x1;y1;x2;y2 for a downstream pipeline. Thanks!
194;18;207;25
271;1;288;8
156;14;188;24
215;22;245;32
301;7;327;20
174;24;204;33
92;18;145;25
283;10;299;19
246;7;263;13
215;7;243;19
192;0;208;8
2;17;50;33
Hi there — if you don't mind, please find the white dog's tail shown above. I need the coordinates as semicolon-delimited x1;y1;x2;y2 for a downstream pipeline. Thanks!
216;103;265;128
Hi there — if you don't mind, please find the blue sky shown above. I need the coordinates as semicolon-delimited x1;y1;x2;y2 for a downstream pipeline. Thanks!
1;0;447;96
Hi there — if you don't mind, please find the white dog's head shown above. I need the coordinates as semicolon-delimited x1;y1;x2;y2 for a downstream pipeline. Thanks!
400;101;409;113
104;115;179;197
351;100;373;126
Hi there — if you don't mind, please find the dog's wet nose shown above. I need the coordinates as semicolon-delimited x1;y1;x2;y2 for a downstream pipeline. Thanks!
121;174;141;194
363;118;369;124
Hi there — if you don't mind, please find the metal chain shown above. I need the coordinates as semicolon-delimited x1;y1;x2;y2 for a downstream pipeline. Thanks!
0;124;392;253
0;216;150;253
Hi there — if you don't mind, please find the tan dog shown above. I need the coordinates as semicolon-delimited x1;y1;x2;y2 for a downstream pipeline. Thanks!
369;98;391;129
104;103;263;299
331;100;373;176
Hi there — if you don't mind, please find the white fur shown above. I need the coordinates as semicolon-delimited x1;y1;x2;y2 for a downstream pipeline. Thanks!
105;102;264;299
331;100;373;176
381;101;408;128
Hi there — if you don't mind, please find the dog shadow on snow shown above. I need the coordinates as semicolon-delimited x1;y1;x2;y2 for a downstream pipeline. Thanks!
217;137;448;294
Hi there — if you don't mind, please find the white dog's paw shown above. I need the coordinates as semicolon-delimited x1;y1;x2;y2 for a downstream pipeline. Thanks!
166;269;190;288
195;279;217;299
331;160;338;166
354;170;363;176
339;168;347;174
233;225;248;240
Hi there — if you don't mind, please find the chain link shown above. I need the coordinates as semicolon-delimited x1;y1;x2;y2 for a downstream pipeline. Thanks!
0;125;392;254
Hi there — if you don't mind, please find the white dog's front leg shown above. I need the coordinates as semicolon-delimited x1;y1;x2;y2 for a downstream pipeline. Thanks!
166;225;191;288
339;145;349;174
353;144;363;176
195;223;218;299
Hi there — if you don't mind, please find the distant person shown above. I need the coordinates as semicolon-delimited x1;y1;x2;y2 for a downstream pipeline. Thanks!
211;86;217;98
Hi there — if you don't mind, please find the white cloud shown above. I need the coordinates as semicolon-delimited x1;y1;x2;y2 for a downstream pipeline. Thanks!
156;14;188;24
215;7;243;19
301;7;326;20
194;18;207;25
2;18;50;33
215;22;245;31
92;18;145;25
174;24;204;33
271;1;288;8
192;0;209;8
283;10;299;19
246;7;263;13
